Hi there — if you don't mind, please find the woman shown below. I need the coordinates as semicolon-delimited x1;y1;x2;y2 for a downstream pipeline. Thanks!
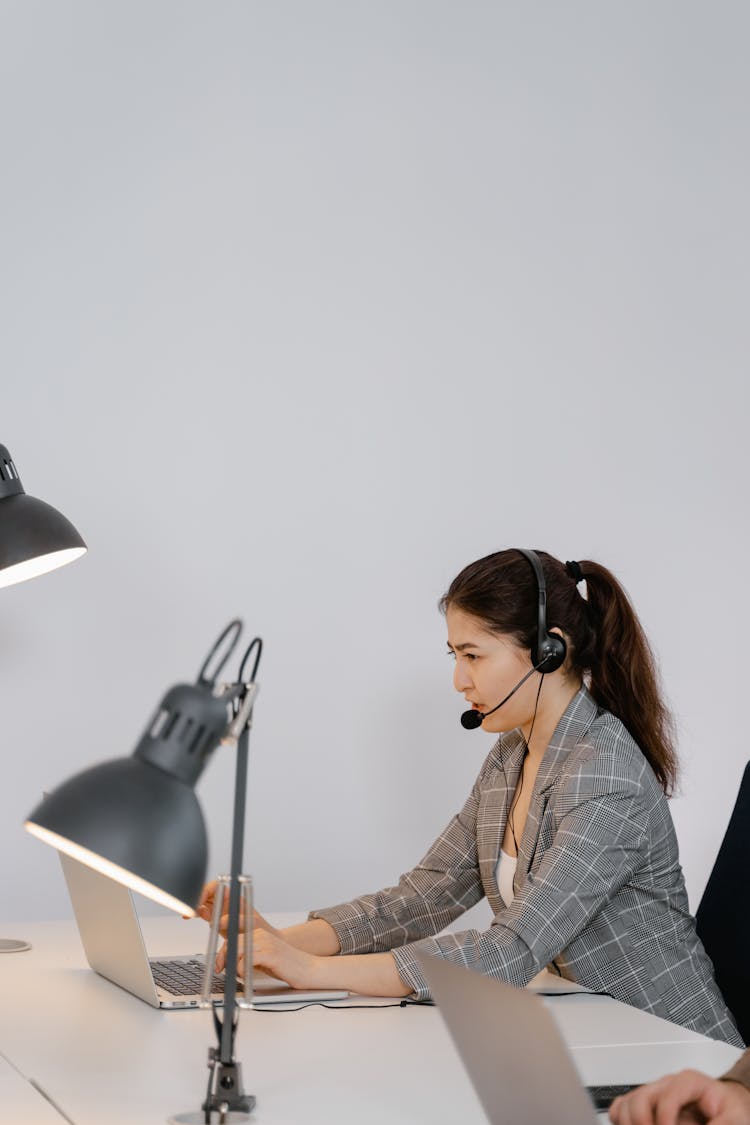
205;548;741;1045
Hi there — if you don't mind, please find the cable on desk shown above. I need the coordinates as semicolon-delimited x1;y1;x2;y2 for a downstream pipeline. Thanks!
250;990;612;1013
252;998;434;1012
542;989;613;998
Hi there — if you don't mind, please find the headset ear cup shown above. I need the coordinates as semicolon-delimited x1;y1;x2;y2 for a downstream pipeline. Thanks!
537;633;566;674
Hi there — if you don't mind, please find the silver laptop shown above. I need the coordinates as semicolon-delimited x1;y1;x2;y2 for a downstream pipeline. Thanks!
60;853;348;1009
416;953;608;1124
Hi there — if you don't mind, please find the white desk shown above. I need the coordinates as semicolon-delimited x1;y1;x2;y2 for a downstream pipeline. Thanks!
0;1054;70;1123
1;915;743;1124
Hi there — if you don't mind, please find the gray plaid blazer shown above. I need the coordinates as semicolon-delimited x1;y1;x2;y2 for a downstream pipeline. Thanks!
312;687;742;1045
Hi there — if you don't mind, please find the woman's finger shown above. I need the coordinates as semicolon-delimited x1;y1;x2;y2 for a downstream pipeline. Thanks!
197;880;222;921
214;942;227;974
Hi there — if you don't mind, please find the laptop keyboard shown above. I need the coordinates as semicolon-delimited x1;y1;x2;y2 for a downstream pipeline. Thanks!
587;1085;642;1111
151;958;226;996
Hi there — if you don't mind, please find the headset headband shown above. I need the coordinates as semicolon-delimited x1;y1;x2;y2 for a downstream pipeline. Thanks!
515;549;566;674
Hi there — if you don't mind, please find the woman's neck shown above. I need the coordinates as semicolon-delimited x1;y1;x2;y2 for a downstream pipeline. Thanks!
521;676;582;763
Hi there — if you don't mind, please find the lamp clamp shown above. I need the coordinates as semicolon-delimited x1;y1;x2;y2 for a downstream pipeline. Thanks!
202;1046;256;1121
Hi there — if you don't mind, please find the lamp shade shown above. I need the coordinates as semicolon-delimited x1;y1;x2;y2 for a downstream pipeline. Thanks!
25;758;209;915
0;443;86;588
25;676;233;915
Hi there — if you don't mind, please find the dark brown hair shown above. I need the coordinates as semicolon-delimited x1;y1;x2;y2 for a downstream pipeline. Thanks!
440;549;677;794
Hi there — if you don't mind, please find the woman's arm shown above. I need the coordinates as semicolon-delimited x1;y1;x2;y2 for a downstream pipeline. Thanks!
280;918;341;955
215;925;411;996
197;884;341;955
305;748;501;956
203;747;498;967
390;754;650;998
255;931;411;996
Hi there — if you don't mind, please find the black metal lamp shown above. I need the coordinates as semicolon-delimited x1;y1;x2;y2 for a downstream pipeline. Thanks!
25;621;261;1123
1;441;86;954
0;443;86;589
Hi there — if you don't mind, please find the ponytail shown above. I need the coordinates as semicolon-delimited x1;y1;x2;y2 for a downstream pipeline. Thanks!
577;560;677;795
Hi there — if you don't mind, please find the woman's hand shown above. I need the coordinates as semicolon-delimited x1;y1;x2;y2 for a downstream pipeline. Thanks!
196;880;279;939
216;926;320;988
609;1070;750;1125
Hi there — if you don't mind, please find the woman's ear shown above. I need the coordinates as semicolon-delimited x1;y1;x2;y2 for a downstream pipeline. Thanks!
548;628;576;675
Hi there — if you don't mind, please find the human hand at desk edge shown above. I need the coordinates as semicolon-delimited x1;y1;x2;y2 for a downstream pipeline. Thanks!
214;927;412;998
609;1069;750;1125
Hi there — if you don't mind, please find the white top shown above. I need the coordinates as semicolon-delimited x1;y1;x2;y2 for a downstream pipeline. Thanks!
495;848;518;907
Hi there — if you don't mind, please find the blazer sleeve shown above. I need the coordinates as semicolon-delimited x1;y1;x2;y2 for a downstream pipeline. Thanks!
392;752;649;999
307;752;497;954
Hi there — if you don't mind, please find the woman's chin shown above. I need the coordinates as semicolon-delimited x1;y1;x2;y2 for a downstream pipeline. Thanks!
481;711;519;734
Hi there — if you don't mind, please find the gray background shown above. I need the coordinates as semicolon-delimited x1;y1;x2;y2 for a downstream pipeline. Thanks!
1;1;747;930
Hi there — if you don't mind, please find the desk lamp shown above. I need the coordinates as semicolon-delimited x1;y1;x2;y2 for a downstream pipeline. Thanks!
25;620;261;1123
1;441;87;953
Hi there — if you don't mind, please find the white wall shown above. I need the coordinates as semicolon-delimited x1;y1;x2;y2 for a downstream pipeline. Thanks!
1;1;748;926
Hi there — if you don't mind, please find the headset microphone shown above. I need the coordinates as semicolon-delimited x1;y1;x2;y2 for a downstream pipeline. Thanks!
460;660;548;730
460;709;485;731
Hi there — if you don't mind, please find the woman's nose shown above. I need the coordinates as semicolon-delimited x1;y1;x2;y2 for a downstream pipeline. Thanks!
453;663;473;693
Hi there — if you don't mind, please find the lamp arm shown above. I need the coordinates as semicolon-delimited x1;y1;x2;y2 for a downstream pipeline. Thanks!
201;683;256;1120
217;716;250;1065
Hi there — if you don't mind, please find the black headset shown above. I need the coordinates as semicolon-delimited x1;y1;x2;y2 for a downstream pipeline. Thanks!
515;548;567;674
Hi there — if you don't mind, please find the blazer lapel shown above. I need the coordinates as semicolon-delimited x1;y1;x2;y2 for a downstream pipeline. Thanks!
514;687;599;890
477;731;526;904
515;750;566;886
